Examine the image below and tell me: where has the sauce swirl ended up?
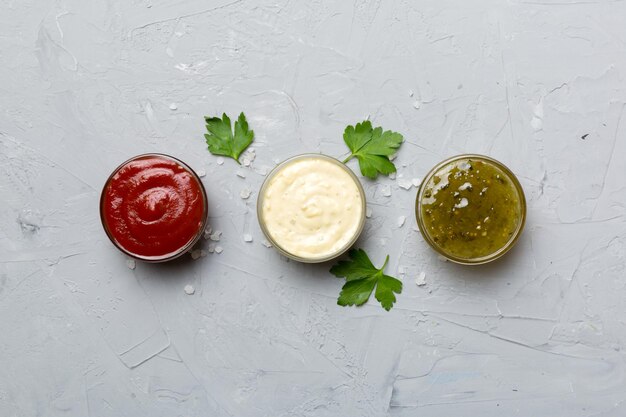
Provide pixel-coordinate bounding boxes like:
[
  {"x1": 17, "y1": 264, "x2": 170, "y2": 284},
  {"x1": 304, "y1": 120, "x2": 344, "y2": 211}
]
[
  {"x1": 101, "y1": 155, "x2": 206, "y2": 259},
  {"x1": 259, "y1": 155, "x2": 365, "y2": 261}
]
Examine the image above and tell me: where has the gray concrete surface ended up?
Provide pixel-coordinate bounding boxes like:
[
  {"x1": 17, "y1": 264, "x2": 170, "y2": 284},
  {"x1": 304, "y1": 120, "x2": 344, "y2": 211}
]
[{"x1": 2, "y1": 0, "x2": 626, "y2": 416}]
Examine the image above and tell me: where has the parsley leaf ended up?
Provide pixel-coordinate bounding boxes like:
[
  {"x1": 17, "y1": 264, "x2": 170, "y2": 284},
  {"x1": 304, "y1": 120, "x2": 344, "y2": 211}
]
[
  {"x1": 204, "y1": 112, "x2": 254, "y2": 164},
  {"x1": 330, "y1": 249, "x2": 403, "y2": 311},
  {"x1": 342, "y1": 120, "x2": 404, "y2": 179}
]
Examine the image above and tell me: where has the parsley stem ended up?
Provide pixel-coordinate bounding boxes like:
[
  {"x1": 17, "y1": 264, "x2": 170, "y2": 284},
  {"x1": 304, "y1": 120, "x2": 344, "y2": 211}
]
[
  {"x1": 382, "y1": 255, "x2": 389, "y2": 271},
  {"x1": 342, "y1": 154, "x2": 354, "y2": 164}
]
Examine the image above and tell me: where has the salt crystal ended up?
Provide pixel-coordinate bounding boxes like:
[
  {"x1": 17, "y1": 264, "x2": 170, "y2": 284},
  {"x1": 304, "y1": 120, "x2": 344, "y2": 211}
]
[
  {"x1": 197, "y1": 169, "x2": 206, "y2": 178},
  {"x1": 437, "y1": 255, "x2": 448, "y2": 262},
  {"x1": 210, "y1": 231, "x2": 222, "y2": 241},
  {"x1": 184, "y1": 284, "x2": 195, "y2": 295},
  {"x1": 389, "y1": 172, "x2": 396, "y2": 180},
  {"x1": 243, "y1": 234, "x2": 253, "y2": 242},
  {"x1": 208, "y1": 243, "x2": 216, "y2": 253},
  {"x1": 262, "y1": 240, "x2": 272, "y2": 248},
  {"x1": 217, "y1": 157, "x2": 224, "y2": 165},
  {"x1": 240, "y1": 188, "x2": 251, "y2": 199},
  {"x1": 203, "y1": 225, "x2": 212, "y2": 240},
  {"x1": 416, "y1": 271, "x2": 427, "y2": 286},
  {"x1": 242, "y1": 157, "x2": 251, "y2": 167},
  {"x1": 169, "y1": 103, "x2": 178, "y2": 110},
  {"x1": 382, "y1": 185, "x2": 392, "y2": 197},
  {"x1": 190, "y1": 249, "x2": 202, "y2": 260},
  {"x1": 398, "y1": 266, "x2": 406, "y2": 275},
  {"x1": 365, "y1": 206, "x2": 373, "y2": 218},
  {"x1": 215, "y1": 246, "x2": 223, "y2": 254},
  {"x1": 236, "y1": 170, "x2": 246, "y2": 178},
  {"x1": 408, "y1": 90, "x2": 414, "y2": 97},
  {"x1": 398, "y1": 179, "x2": 413, "y2": 190},
  {"x1": 397, "y1": 216, "x2": 406, "y2": 228},
  {"x1": 411, "y1": 178, "x2": 421, "y2": 187},
  {"x1": 126, "y1": 259, "x2": 136, "y2": 270},
  {"x1": 412, "y1": 100, "x2": 421, "y2": 109}
]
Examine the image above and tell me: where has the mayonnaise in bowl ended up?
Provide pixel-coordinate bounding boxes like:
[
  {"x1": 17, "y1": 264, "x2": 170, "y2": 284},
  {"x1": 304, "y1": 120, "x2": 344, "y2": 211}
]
[{"x1": 257, "y1": 154, "x2": 366, "y2": 262}]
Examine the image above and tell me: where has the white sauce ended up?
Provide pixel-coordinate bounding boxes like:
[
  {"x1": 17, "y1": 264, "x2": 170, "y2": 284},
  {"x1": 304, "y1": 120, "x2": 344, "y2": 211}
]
[{"x1": 261, "y1": 157, "x2": 363, "y2": 259}]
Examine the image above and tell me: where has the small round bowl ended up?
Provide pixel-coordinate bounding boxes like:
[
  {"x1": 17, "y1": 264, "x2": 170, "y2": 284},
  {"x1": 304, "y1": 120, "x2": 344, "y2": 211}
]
[
  {"x1": 415, "y1": 154, "x2": 526, "y2": 265},
  {"x1": 100, "y1": 153, "x2": 209, "y2": 263},
  {"x1": 257, "y1": 153, "x2": 366, "y2": 263}
]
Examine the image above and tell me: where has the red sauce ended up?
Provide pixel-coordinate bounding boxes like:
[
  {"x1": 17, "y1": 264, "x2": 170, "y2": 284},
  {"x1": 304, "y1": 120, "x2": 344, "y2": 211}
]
[{"x1": 101, "y1": 155, "x2": 206, "y2": 259}]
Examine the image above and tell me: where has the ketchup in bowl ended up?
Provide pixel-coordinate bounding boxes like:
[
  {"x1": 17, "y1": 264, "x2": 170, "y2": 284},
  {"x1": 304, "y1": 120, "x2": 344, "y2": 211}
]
[{"x1": 100, "y1": 154, "x2": 208, "y2": 262}]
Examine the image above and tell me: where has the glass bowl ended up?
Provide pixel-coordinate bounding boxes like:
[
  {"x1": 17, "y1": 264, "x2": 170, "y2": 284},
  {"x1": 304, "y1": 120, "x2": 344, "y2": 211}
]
[
  {"x1": 257, "y1": 153, "x2": 366, "y2": 263},
  {"x1": 415, "y1": 154, "x2": 526, "y2": 265},
  {"x1": 100, "y1": 153, "x2": 209, "y2": 263}
]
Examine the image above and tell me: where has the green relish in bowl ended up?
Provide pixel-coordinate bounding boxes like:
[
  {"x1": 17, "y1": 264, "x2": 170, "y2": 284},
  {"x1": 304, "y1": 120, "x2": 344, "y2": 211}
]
[{"x1": 416, "y1": 155, "x2": 526, "y2": 265}]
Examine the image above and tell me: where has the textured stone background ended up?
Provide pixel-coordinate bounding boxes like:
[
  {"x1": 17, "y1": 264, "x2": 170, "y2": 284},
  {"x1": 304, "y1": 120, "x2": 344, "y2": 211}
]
[{"x1": 2, "y1": 1, "x2": 626, "y2": 416}]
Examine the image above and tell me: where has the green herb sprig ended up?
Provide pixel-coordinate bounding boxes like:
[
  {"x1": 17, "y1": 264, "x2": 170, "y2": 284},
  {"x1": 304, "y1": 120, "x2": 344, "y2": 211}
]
[
  {"x1": 204, "y1": 112, "x2": 254, "y2": 164},
  {"x1": 330, "y1": 249, "x2": 403, "y2": 311},
  {"x1": 342, "y1": 120, "x2": 404, "y2": 179}
]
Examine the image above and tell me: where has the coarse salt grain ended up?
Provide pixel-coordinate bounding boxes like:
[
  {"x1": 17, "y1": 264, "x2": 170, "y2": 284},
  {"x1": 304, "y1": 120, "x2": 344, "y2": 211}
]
[{"x1": 397, "y1": 216, "x2": 406, "y2": 228}]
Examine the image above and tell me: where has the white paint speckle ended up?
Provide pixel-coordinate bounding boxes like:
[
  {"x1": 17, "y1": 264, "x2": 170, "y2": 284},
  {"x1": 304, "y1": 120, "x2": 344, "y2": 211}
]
[
  {"x1": 184, "y1": 284, "x2": 195, "y2": 295},
  {"x1": 531, "y1": 97, "x2": 544, "y2": 131},
  {"x1": 412, "y1": 100, "x2": 421, "y2": 109},
  {"x1": 240, "y1": 188, "x2": 251, "y2": 199}
]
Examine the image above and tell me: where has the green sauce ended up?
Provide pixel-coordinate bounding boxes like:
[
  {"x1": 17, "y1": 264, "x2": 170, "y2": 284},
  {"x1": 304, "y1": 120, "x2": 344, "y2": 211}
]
[{"x1": 418, "y1": 157, "x2": 523, "y2": 261}]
